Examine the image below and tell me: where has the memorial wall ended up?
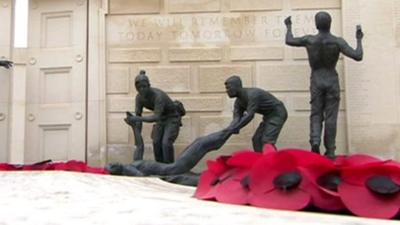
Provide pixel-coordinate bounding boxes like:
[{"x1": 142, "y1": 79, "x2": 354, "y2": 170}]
[
  {"x1": 105, "y1": 0, "x2": 347, "y2": 168},
  {"x1": 2, "y1": 0, "x2": 398, "y2": 167},
  {"x1": 343, "y1": 0, "x2": 400, "y2": 159}
]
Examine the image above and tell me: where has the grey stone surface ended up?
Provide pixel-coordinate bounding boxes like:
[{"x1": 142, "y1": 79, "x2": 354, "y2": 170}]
[{"x1": 0, "y1": 171, "x2": 396, "y2": 225}]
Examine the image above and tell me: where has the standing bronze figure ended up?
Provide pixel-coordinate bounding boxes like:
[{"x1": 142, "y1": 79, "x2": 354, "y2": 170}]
[
  {"x1": 284, "y1": 11, "x2": 363, "y2": 158},
  {"x1": 125, "y1": 70, "x2": 185, "y2": 163}
]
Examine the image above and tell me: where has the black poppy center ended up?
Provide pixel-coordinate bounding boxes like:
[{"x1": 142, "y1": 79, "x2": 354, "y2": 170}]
[
  {"x1": 273, "y1": 171, "x2": 302, "y2": 190},
  {"x1": 210, "y1": 177, "x2": 220, "y2": 186},
  {"x1": 210, "y1": 172, "x2": 233, "y2": 186},
  {"x1": 365, "y1": 175, "x2": 400, "y2": 195},
  {"x1": 240, "y1": 175, "x2": 250, "y2": 190},
  {"x1": 317, "y1": 171, "x2": 341, "y2": 192}
]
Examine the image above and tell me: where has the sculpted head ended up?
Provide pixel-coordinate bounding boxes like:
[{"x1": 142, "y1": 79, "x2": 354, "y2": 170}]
[
  {"x1": 225, "y1": 75, "x2": 243, "y2": 98},
  {"x1": 135, "y1": 70, "x2": 151, "y2": 96},
  {"x1": 315, "y1": 11, "x2": 331, "y2": 32}
]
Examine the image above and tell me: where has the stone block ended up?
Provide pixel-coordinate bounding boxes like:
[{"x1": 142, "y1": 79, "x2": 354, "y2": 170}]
[
  {"x1": 109, "y1": 0, "x2": 161, "y2": 14},
  {"x1": 230, "y1": 46, "x2": 284, "y2": 61},
  {"x1": 106, "y1": 144, "x2": 134, "y2": 164},
  {"x1": 137, "y1": 66, "x2": 191, "y2": 93},
  {"x1": 175, "y1": 116, "x2": 193, "y2": 144},
  {"x1": 107, "y1": 115, "x2": 130, "y2": 144},
  {"x1": 290, "y1": 0, "x2": 341, "y2": 10},
  {"x1": 198, "y1": 65, "x2": 252, "y2": 93},
  {"x1": 230, "y1": 0, "x2": 283, "y2": 12},
  {"x1": 175, "y1": 96, "x2": 224, "y2": 112},
  {"x1": 107, "y1": 65, "x2": 130, "y2": 94},
  {"x1": 257, "y1": 64, "x2": 310, "y2": 91},
  {"x1": 168, "y1": 47, "x2": 222, "y2": 62},
  {"x1": 168, "y1": 0, "x2": 221, "y2": 13},
  {"x1": 107, "y1": 96, "x2": 135, "y2": 113},
  {"x1": 109, "y1": 48, "x2": 161, "y2": 63}
]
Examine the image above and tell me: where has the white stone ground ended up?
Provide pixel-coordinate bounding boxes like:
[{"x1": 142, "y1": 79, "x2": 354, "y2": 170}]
[{"x1": 0, "y1": 171, "x2": 397, "y2": 225}]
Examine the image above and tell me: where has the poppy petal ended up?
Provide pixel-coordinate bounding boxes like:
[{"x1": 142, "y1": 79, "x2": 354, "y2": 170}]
[
  {"x1": 227, "y1": 151, "x2": 262, "y2": 168},
  {"x1": 342, "y1": 164, "x2": 400, "y2": 186},
  {"x1": 341, "y1": 154, "x2": 383, "y2": 167},
  {"x1": 52, "y1": 162, "x2": 68, "y2": 170},
  {"x1": 299, "y1": 164, "x2": 335, "y2": 183},
  {"x1": 249, "y1": 188, "x2": 311, "y2": 211},
  {"x1": 281, "y1": 149, "x2": 333, "y2": 167},
  {"x1": 333, "y1": 155, "x2": 347, "y2": 167},
  {"x1": 296, "y1": 168, "x2": 343, "y2": 211},
  {"x1": 65, "y1": 160, "x2": 87, "y2": 171},
  {"x1": 194, "y1": 171, "x2": 218, "y2": 200},
  {"x1": 268, "y1": 151, "x2": 298, "y2": 171},
  {"x1": 384, "y1": 161, "x2": 400, "y2": 184},
  {"x1": 0, "y1": 163, "x2": 18, "y2": 170},
  {"x1": 338, "y1": 182, "x2": 400, "y2": 219},
  {"x1": 303, "y1": 184, "x2": 345, "y2": 211},
  {"x1": 262, "y1": 144, "x2": 276, "y2": 154},
  {"x1": 207, "y1": 156, "x2": 230, "y2": 175},
  {"x1": 249, "y1": 156, "x2": 283, "y2": 194},
  {"x1": 215, "y1": 176, "x2": 249, "y2": 205}
]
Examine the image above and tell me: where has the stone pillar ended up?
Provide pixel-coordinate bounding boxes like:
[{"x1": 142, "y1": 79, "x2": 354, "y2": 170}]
[
  {"x1": 343, "y1": 0, "x2": 400, "y2": 159},
  {"x1": 87, "y1": 0, "x2": 108, "y2": 166},
  {"x1": 9, "y1": 48, "x2": 27, "y2": 163},
  {"x1": 0, "y1": 0, "x2": 13, "y2": 162}
]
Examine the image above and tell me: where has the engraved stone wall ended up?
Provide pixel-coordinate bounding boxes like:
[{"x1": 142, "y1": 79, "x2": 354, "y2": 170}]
[
  {"x1": 343, "y1": 0, "x2": 400, "y2": 159},
  {"x1": 106, "y1": 0, "x2": 345, "y2": 171}
]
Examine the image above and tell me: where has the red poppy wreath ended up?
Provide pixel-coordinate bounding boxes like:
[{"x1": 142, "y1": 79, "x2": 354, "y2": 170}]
[{"x1": 194, "y1": 144, "x2": 400, "y2": 220}]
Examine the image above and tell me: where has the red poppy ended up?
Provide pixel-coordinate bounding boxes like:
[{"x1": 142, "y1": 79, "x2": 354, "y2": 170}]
[
  {"x1": 213, "y1": 168, "x2": 250, "y2": 205},
  {"x1": 22, "y1": 160, "x2": 53, "y2": 170},
  {"x1": 194, "y1": 156, "x2": 231, "y2": 200},
  {"x1": 52, "y1": 160, "x2": 87, "y2": 172},
  {"x1": 338, "y1": 163, "x2": 400, "y2": 219},
  {"x1": 0, "y1": 163, "x2": 18, "y2": 170},
  {"x1": 0, "y1": 160, "x2": 108, "y2": 175},
  {"x1": 300, "y1": 162, "x2": 346, "y2": 211},
  {"x1": 248, "y1": 149, "x2": 320, "y2": 210},
  {"x1": 209, "y1": 150, "x2": 263, "y2": 205}
]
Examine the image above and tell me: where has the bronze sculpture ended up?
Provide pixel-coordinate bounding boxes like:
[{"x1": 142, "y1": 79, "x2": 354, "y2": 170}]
[
  {"x1": 284, "y1": 11, "x2": 363, "y2": 158},
  {"x1": 125, "y1": 70, "x2": 185, "y2": 163},
  {"x1": 107, "y1": 127, "x2": 236, "y2": 185},
  {"x1": 109, "y1": 75, "x2": 289, "y2": 185},
  {"x1": 225, "y1": 76, "x2": 287, "y2": 151}
]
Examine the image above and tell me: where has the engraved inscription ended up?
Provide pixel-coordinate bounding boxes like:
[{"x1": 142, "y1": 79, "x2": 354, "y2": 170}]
[{"x1": 108, "y1": 11, "x2": 342, "y2": 45}]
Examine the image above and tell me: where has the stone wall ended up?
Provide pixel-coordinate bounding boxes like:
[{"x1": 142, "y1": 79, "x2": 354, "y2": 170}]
[
  {"x1": 105, "y1": 0, "x2": 346, "y2": 170},
  {"x1": 343, "y1": 0, "x2": 400, "y2": 159}
]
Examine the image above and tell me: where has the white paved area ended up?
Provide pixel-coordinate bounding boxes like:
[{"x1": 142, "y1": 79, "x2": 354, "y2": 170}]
[{"x1": 0, "y1": 171, "x2": 397, "y2": 225}]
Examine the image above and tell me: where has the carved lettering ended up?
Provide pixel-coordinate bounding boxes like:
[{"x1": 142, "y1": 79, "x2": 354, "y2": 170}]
[{"x1": 109, "y1": 12, "x2": 339, "y2": 45}]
